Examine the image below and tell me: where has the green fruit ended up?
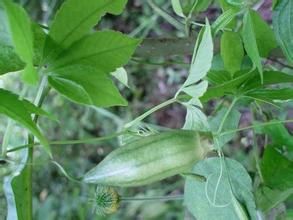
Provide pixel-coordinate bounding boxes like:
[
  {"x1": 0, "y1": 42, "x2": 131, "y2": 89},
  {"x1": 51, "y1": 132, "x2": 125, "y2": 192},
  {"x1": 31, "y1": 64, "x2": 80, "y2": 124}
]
[{"x1": 83, "y1": 130, "x2": 212, "y2": 187}]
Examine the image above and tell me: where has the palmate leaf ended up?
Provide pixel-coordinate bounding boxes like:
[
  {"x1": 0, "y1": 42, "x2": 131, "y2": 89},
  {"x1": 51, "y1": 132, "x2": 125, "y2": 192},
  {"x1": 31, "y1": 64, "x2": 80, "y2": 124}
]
[
  {"x1": 48, "y1": 65, "x2": 127, "y2": 107},
  {"x1": 44, "y1": 0, "x2": 127, "y2": 60},
  {"x1": 0, "y1": 88, "x2": 51, "y2": 156},
  {"x1": 2, "y1": 0, "x2": 37, "y2": 84}
]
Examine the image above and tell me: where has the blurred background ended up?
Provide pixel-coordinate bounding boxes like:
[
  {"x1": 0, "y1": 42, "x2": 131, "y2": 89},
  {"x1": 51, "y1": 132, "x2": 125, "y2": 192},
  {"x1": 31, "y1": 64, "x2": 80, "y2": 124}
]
[{"x1": 0, "y1": 0, "x2": 292, "y2": 219}]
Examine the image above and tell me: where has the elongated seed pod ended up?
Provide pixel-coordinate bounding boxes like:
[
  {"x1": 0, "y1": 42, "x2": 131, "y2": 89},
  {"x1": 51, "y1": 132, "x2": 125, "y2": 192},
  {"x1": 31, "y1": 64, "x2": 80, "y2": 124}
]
[{"x1": 83, "y1": 130, "x2": 212, "y2": 187}]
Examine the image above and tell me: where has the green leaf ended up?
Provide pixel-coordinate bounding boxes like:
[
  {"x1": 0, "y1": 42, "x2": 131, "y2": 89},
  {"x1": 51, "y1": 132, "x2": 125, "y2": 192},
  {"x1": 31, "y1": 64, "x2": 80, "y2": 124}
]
[
  {"x1": 0, "y1": 89, "x2": 50, "y2": 156},
  {"x1": 3, "y1": 0, "x2": 37, "y2": 84},
  {"x1": 183, "y1": 98, "x2": 210, "y2": 131},
  {"x1": 249, "y1": 10, "x2": 277, "y2": 57},
  {"x1": 221, "y1": 31, "x2": 244, "y2": 75},
  {"x1": 111, "y1": 67, "x2": 129, "y2": 88},
  {"x1": 225, "y1": 0, "x2": 245, "y2": 7},
  {"x1": 184, "y1": 158, "x2": 257, "y2": 220},
  {"x1": 44, "y1": 0, "x2": 127, "y2": 59},
  {"x1": 261, "y1": 147, "x2": 293, "y2": 190},
  {"x1": 0, "y1": 44, "x2": 25, "y2": 75},
  {"x1": 273, "y1": 0, "x2": 293, "y2": 63},
  {"x1": 202, "y1": 70, "x2": 254, "y2": 102},
  {"x1": 241, "y1": 70, "x2": 293, "y2": 91},
  {"x1": 4, "y1": 149, "x2": 31, "y2": 220},
  {"x1": 48, "y1": 65, "x2": 127, "y2": 107},
  {"x1": 256, "y1": 186, "x2": 293, "y2": 212},
  {"x1": 171, "y1": 0, "x2": 185, "y2": 18},
  {"x1": 31, "y1": 23, "x2": 46, "y2": 65},
  {"x1": 246, "y1": 88, "x2": 293, "y2": 101},
  {"x1": 182, "y1": 20, "x2": 213, "y2": 88},
  {"x1": 209, "y1": 106, "x2": 241, "y2": 149},
  {"x1": 258, "y1": 122, "x2": 293, "y2": 158},
  {"x1": 212, "y1": 9, "x2": 238, "y2": 34},
  {"x1": 48, "y1": 30, "x2": 141, "y2": 73},
  {"x1": 242, "y1": 10, "x2": 263, "y2": 82}
]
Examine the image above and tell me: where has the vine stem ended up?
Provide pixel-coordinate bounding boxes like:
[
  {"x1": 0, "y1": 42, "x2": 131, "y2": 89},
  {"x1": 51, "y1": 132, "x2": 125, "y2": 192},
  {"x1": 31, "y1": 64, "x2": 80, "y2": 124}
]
[
  {"x1": 26, "y1": 76, "x2": 50, "y2": 220},
  {"x1": 124, "y1": 97, "x2": 177, "y2": 128},
  {"x1": 7, "y1": 130, "x2": 129, "y2": 153},
  {"x1": 216, "y1": 97, "x2": 238, "y2": 135},
  {"x1": 219, "y1": 119, "x2": 293, "y2": 136},
  {"x1": 1, "y1": 119, "x2": 13, "y2": 156},
  {"x1": 121, "y1": 195, "x2": 184, "y2": 202}
]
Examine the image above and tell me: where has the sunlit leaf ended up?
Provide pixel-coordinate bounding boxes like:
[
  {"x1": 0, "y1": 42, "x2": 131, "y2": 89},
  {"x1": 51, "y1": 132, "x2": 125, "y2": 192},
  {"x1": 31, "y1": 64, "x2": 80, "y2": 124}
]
[{"x1": 48, "y1": 65, "x2": 127, "y2": 107}]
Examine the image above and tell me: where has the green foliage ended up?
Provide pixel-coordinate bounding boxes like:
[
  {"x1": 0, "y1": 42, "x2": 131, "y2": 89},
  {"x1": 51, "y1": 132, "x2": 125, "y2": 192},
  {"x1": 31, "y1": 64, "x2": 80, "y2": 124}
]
[
  {"x1": 3, "y1": 0, "x2": 37, "y2": 84},
  {"x1": 44, "y1": 0, "x2": 128, "y2": 59},
  {"x1": 242, "y1": 10, "x2": 263, "y2": 82},
  {"x1": 0, "y1": 89, "x2": 50, "y2": 155},
  {"x1": 273, "y1": 0, "x2": 293, "y2": 63},
  {"x1": 48, "y1": 65, "x2": 128, "y2": 107},
  {"x1": 184, "y1": 158, "x2": 257, "y2": 220},
  {"x1": 221, "y1": 31, "x2": 244, "y2": 75}
]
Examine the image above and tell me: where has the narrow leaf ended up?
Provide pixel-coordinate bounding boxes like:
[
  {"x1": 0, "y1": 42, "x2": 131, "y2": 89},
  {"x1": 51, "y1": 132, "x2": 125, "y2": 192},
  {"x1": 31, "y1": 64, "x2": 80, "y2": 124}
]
[
  {"x1": 242, "y1": 10, "x2": 263, "y2": 82},
  {"x1": 273, "y1": 0, "x2": 293, "y2": 63},
  {"x1": 182, "y1": 20, "x2": 213, "y2": 87},
  {"x1": 0, "y1": 89, "x2": 50, "y2": 156},
  {"x1": 221, "y1": 31, "x2": 244, "y2": 75}
]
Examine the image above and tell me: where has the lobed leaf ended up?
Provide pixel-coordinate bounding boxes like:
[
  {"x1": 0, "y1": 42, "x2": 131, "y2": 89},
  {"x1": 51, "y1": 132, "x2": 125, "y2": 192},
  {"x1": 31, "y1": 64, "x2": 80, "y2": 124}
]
[{"x1": 44, "y1": 0, "x2": 127, "y2": 59}]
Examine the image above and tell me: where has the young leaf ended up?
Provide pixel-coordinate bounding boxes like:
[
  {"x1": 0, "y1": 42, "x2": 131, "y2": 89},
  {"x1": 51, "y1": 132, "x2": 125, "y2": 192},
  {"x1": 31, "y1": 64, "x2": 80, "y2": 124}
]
[
  {"x1": 48, "y1": 65, "x2": 127, "y2": 107},
  {"x1": 273, "y1": 0, "x2": 293, "y2": 63},
  {"x1": 3, "y1": 0, "x2": 37, "y2": 84},
  {"x1": 184, "y1": 158, "x2": 257, "y2": 220},
  {"x1": 48, "y1": 30, "x2": 141, "y2": 74},
  {"x1": 0, "y1": 89, "x2": 50, "y2": 156},
  {"x1": 183, "y1": 98, "x2": 210, "y2": 131},
  {"x1": 111, "y1": 67, "x2": 129, "y2": 88},
  {"x1": 182, "y1": 20, "x2": 213, "y2": 88},
  {"x1": 212, "y1": 9, "x2": 237, "y2": 34},
  {"x1": 44, "y1": 0, "x2": 127, "y2": 59},
  {"x1": 171, "y1": 0, "x2": 185, "y2": 18},
  {"x1": 221, "y1": 31, "x2": 244, "y2": 75},
  {"x1": 242, "y1": 10, "x2": 263, "y2": 82},
  {"x1": 249, "y1": 10, "x2": 277, "y2": 58}
]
